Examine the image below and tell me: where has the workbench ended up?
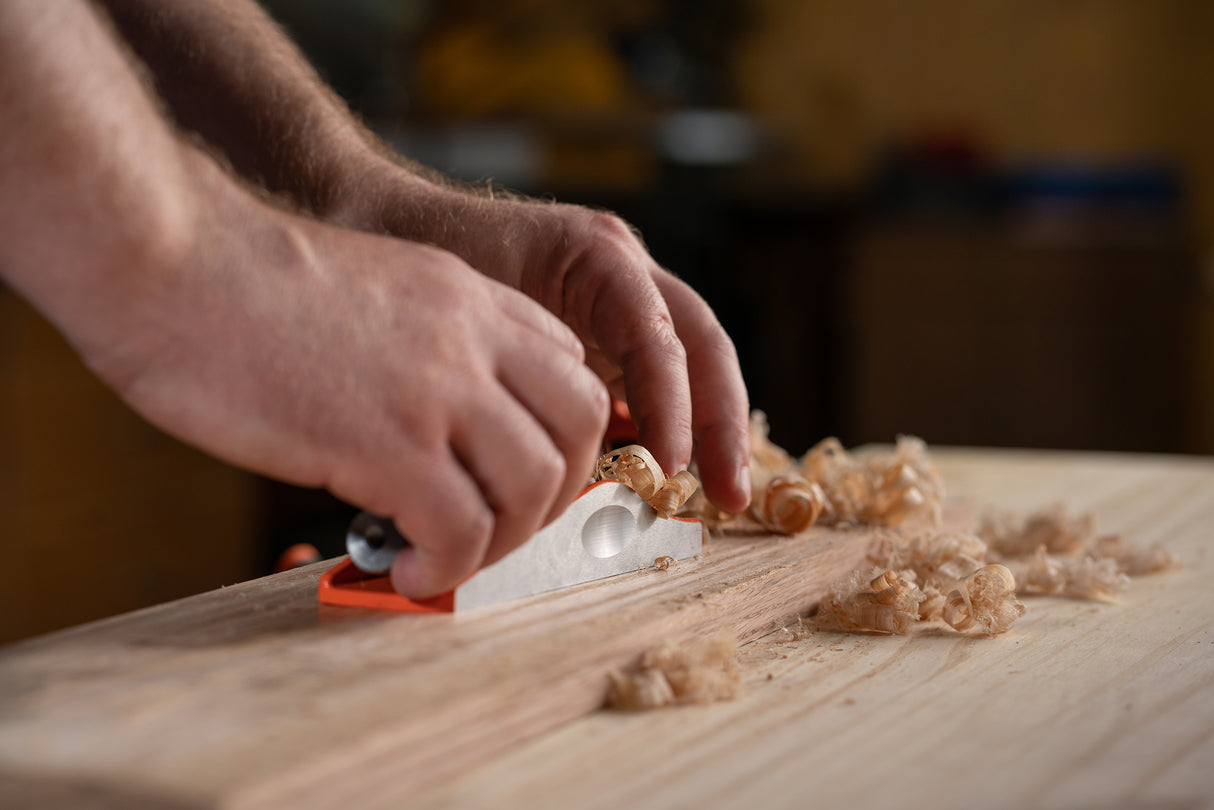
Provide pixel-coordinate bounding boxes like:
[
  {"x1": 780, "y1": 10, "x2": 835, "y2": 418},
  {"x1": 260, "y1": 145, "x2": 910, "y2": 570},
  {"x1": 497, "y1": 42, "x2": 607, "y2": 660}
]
[{"x1": 1, "y1": 448, "x2": 1211, "y2": 809}]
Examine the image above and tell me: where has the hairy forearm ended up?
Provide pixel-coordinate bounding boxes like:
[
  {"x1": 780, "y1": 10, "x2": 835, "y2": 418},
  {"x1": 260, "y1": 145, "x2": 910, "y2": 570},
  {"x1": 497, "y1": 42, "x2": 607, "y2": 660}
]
[{"x1": 94, "y1": 0, "x2": 440, "y2": 216}]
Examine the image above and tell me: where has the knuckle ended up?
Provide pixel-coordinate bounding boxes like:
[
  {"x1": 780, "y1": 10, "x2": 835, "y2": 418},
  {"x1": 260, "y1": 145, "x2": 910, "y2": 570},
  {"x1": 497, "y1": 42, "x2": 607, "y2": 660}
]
[
  {"x1": 582, "y1": 210, "x2": 636, "y2": 243},
  {"x1": 628, "y1": 311, "x2": 685, "y2": 364}
]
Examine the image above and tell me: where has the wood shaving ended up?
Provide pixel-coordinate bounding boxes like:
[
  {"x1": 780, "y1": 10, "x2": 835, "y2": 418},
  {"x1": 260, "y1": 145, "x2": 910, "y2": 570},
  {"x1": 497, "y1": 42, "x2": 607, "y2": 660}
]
[
  {"x1": 941, "y1": 564, "x2": 1026, "y2": 636},
  {"x1": 815, "y1": 568, "x2": 926, "y2": 635},
  {"x1": 1092, "y1": 534, "x2": 1179, "y2": 576},
  {"x1": 744, "y1": 413, "x2": 824, "y2": 534},
  {"x1": 596, "y1": 444, "x2": 699, "y2": 518},
  {"x1": 975, "y1": 504, "x2": 1175, "y2": 599},
  {"x1": 978, "y1": 504, "x2": 1093, "y2": 558},
  {"x1": 653, "y1": 555, "x2": 675, "y2": 571},
  {"x1": 749, "y1": 473, "x2": 825, "y2": 535},
  {"x1": 1006, "y1": 547, "x2": 1129, "y2": 602},
  {"x1": 694, "y1": 412, "x2": 944, "y2": 535},
  {"x1": 806, "y1": 433, "x2": 944, "y2": 529},
  {"x1": 606, "y1": 633, "x2": 740, "y2": 710},
  {"x1": 807, "y1": 477, "x2": 1174, "y2": 638},
  {"x1": 873, "y1": 530, "x2": 988, "y2": 594},
  {"x1": 625, "y1": 425, "x2": 1180, "y2": 677}
]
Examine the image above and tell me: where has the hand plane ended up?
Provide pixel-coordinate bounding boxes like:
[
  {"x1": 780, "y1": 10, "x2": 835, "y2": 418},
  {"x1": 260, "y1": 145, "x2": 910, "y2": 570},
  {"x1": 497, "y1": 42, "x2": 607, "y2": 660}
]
[{"x1": 318, "y1": 480, "x2": 702, "y2": 613}]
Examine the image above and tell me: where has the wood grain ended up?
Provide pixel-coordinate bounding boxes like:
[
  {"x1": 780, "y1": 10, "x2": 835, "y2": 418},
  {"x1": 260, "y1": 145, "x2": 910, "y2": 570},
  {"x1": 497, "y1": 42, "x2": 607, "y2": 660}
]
[
  {"x1": 4, "y1": 448, "x2": 1211, "y2": 810},
  {"x1": 415, "y1": 449, "x2": 1214, "y2": 810},
  {"x1": 0, "y1": 507, "x2": 886, "y2": 808}
]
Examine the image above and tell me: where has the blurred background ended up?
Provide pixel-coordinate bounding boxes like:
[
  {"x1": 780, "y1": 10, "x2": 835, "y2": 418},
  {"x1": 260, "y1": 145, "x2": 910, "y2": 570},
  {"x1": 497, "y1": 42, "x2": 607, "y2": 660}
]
[{"x1": 3, "y1": 0, "x2": 1212, "y2": 641}]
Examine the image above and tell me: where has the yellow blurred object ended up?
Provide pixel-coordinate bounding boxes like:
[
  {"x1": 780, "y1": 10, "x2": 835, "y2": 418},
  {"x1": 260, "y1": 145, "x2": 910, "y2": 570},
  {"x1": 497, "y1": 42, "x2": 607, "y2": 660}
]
[{"x1": 415, "y1": 23, "x2": 637, "y2": 120}]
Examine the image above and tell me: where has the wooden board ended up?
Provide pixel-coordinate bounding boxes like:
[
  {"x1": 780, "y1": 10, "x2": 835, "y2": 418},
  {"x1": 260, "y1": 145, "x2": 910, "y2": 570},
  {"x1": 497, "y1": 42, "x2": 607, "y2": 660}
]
[
  {"x1": 413, "y1": 448, "x2": 1214, "y2": 810},
  {"x1": 0, "y1": 511, "x2": 888, "y2": 808},
  {"x1": 4, "y1": 448, "x2": 1212, "y2": 810}
]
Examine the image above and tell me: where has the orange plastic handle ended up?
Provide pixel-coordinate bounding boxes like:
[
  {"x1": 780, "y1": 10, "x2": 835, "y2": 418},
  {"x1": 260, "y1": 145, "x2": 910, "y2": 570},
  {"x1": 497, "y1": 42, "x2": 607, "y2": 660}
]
[{"x1": 317, "y1": 558, "x2": 455, "y2": 613}]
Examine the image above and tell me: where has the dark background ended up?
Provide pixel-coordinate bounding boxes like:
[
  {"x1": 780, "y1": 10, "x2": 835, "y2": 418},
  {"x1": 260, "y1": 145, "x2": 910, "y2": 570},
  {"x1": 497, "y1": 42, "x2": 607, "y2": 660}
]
[{"x1": 4, "y1": 0, "x2": 1212, "y2": 641}]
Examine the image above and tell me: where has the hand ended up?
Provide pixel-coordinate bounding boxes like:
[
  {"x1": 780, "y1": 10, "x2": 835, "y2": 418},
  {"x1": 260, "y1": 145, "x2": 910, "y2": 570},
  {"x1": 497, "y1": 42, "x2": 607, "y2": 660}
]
[
  {"x1": 333, "y1": 167, "x2": 752, "y2": 514},
  {"x1": 77, "y1": 158, "x2": 609, "y2": 599}
]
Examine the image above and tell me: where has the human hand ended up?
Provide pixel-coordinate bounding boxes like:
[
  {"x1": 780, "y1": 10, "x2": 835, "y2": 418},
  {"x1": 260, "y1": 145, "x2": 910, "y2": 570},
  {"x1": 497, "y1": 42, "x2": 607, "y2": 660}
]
[
  {"x1": 332, "y1": 170, "x2": 751, "y2": 514},
  {"x1": 74, "y1": 161, "x2": 609, "y2": 599}
]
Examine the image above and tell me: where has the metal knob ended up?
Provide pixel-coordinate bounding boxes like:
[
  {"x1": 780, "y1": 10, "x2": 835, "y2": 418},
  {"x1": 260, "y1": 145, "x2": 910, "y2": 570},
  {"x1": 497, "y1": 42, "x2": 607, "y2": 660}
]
[{"x1": 346, "y1": 512, "x2": 407, "y2": 574}]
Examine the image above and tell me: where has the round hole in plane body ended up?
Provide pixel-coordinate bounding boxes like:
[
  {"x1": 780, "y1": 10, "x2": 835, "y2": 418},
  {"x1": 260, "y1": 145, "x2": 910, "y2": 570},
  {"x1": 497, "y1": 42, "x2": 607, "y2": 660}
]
[{"x1": 581, "y1": 505, "x2": 637, "y2": 558}]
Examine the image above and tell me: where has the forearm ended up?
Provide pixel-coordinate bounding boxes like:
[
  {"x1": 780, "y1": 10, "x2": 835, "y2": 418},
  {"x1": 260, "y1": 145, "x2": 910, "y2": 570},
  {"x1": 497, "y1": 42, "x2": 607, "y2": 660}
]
[
  {"x1": 94, "y1": 0, "x2": 435, "y2": 216},
  {"x1": 0, "y1": 0, "x2": 198, "y2": 368},
  {"x1": 91, "y1": 0, "x2": 553, "y2": 265}
]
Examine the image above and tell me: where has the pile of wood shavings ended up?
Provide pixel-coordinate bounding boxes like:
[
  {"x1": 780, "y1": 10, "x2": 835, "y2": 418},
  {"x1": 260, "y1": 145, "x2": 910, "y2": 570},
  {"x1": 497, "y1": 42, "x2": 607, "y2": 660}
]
[
  {"x1": 606, "y1": 633, "x2": 741, "y2": 710},
  {"x1": 684, "y1": 412, "x2": 944, "y2": 535},
  {"x1": 817, "y1": 495, "x2": 1176, "y2": 638},
  {"x1": 729, "y1": 416, "x2": 1173, "y2": 638},
  {"x1": 977, "y1": 506, "x2": 1177, "y2": 601},
  {"x1": 597, "y1": 427, "x2": 1178, "y2": 711}
]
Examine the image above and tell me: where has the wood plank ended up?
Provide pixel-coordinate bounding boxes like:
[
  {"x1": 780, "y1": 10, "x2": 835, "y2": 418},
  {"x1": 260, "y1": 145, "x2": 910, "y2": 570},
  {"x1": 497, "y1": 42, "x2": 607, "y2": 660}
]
[
  {"x1": 410, "y1": 449, "x2": 1214, "y2": 810},
  {"x1": 0, "y1": 512, "x2": 889, "y2": 808}
]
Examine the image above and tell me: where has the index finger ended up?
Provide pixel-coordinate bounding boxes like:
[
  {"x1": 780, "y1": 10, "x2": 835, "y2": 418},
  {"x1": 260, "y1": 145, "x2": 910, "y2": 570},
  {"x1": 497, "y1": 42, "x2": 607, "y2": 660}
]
[{"x1": 563, "y1": 242, "x2": 693, "y2": 476}]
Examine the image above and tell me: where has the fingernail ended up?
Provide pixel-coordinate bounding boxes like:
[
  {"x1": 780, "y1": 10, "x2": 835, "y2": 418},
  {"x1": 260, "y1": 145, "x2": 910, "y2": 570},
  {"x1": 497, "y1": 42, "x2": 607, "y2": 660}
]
[{"x1": 736, "y1": 464, "x2": 751, "y2": 508}]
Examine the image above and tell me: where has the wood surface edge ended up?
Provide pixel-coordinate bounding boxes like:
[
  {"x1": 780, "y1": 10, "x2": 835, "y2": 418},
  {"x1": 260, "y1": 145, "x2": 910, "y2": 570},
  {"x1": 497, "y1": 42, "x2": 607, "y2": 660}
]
[
  {"x1": 229, "y1": 529, "x2": 885, "y2": 809},
  {"x1": 0, "y1": 523, "x2": 901, "y2": 809}
]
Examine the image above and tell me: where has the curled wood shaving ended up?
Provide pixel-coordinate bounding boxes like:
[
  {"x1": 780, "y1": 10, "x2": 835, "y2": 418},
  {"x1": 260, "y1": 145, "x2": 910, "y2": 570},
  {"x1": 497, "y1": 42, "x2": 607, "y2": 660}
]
[
  {"x1": 816, "y1": 568, "x2": 926, "y2": 635},
  {"x1": 941, "y1": 564, "x2": 1026, "y2": 636},
  {"x1": 653, "y1": 555, "x2": 675, "y2": 571},
  {"x1": 745, "y1": 413, "x2": 824, "y2": 534},
  {"x1": 596, "y1": 444, "x2": 699, "y2": 518},
  {"x1": 606, "y1": 634, "x2": 740, "y2": 710},
  {"x1": 750, "y1": 473, "x2": 825, "y2": 535}
]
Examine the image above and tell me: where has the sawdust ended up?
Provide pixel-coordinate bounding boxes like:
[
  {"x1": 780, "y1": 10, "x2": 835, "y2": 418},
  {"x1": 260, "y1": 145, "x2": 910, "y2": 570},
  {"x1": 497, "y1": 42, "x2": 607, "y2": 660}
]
[
  {"x1": 606, "y1": 633, "x2": 740, "y2": 711},
  {"x1": 772, "y1": 617, "x2": 811, "y2": 644}
]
